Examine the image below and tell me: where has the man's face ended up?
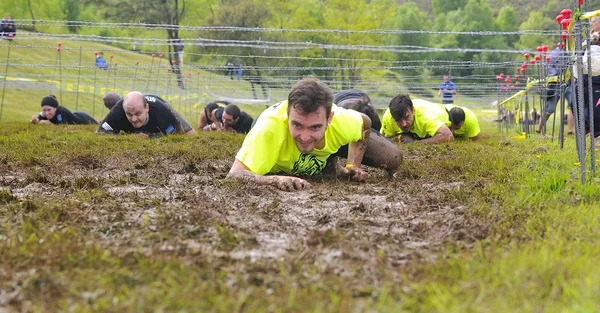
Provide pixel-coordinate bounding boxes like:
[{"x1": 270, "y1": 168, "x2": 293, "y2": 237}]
[
  {"x1": 288, "y1": 105, "x2": 331, "y2": 153},
  {"x1": 395, "y1": 109, "x2": 415, "y2": 132},
  {"x1": 222, "y1": 112, "x2": 238, "y2": 127},
  {"x1": 42, "y1": 106, "x2": 57, "y2": 120},
  {"x1": 592, "y1": 18, "x2": 600, "y2": 33},
  {"x1": 450, "y1": 121, "x2": 463, "y2": 132},
  {"x1": 124, "y1": 101, "x2": 149, "y2": 128},
  {"x1": 443, "y1": 76, "x2": 450, "y2": 83}
]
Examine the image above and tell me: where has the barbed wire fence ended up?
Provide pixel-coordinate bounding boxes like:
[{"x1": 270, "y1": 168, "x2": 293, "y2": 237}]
[{"x1": 0, "y1": 20, "x2": 557, "y2": 116}]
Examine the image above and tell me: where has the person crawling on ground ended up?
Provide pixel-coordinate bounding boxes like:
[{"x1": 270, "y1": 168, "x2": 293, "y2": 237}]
[
  {"x1": 210, "y1": 104, "x2": 254, "y2": 134},
  {"x1": 96, "y1": 91, "x2": 196, "y2": 137},
  {"x1": 334, "y1": 89, "x2": 382, "y2": 132},
  {"x1": 198, "y1": 100, "x2": 230, "y2": 130},
  {"x1": 443, "y1": 104, "x2": 481, "y2": 141},
  {"x1": 227, "y1": 78, "x2": 402, "y2": 191},
  {"x1": 30, "y1": 95, "x2": 97, "y2": 125},
  {"x1": 380, "y1": 94, "x2": 454, "y2": 144}
]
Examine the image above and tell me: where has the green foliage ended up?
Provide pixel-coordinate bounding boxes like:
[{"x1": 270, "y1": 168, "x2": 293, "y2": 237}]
[
  {"x1": 496, "y1": 6, "x2": 519, "y2": 47},
  {"x1": 61, "y1": 0, "x2": 82, "y2": 33},
  {"x1": 516, "y1": 11, "x2": 556, "y2": 50},
  {"x1": 391, "y1": 2, "x2": 431, "y2": 76},
  {"x1": 431, "y1": 0, "x2": 468, "y2": 17}
]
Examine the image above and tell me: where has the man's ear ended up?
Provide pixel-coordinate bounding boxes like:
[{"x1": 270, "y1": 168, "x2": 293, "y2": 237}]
[{"x1": 327, "y1": 111, "x2": 335, "y2": 125}]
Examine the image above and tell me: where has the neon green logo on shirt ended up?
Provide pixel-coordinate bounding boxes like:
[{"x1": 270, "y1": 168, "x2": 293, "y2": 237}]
[{"x1": 291, "y1": 153, "x2": 326, "y2": 176}]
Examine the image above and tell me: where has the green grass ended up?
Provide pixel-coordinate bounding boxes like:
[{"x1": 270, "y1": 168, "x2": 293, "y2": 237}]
[
  {"x1": 1, "y1": 107, "x2": 600, "y2": 312},
  {"x1": 2, "y1": 30, "x2": 599, "y2": 313}
]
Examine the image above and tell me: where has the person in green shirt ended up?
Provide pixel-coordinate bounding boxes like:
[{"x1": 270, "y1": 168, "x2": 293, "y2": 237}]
[
  {"x1": 227, "y1": 78, "x2": 402, "y2": 191},
  {"x1": 380, "y1": 95, "x2": 454, "y2": 144},
  {"x1": 444, "y1": 104, "x2": 481, "y2": 141}
]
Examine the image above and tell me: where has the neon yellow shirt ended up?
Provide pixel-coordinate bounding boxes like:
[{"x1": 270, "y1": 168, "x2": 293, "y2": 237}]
[
  {"x1": 236, "y1": 100, "x2": 364, "y2": 176},
  {"x1": 380, "y1": 98, "x2": 451, "y2": 139},
  {"x1": 444, "y1": 104, "x2": 480, "y2": 138}
]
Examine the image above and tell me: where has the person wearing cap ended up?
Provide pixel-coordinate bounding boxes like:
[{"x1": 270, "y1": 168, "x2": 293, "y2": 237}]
[
  {"x1": 227, "y1": 78, "x2": 403, "y2": 191},
  {"x1": 380, "y1": 94, "x2": 453, "y2": 144},
  {"x1": 30, "y1": 95, "x2": 97, "y2": 125},
  {"x1": 96, "y1": 91, "x2": 196, "y2": 137}
]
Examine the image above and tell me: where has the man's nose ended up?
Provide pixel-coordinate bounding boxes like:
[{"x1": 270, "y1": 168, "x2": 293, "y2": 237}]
[{"x1": 299, "y1": 131, "x2": 311, "y2": 141}]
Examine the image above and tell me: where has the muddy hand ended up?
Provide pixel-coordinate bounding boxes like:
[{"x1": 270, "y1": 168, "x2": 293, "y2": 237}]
[
  {"x1": 340, "y1": 166, "x2": 367, "y2": 182},
  {"x1": 273, "y1": 176, "x2": 310, "y2": 191}
]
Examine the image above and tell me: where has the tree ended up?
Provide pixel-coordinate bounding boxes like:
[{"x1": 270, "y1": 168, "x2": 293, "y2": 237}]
[
  {"x1": 62, "y1": 0, "x2": 81, "y2": 33},
  {"x1": 199, "y1": 0, "x2": 273, "y2": 97},
  {"x1": 496, "y1": 6, "x2": 519, "y2": 48},
  {"x1": 446, "y1": 0, "x2": 502, "y2": 77},
  {"x1": 515, "y1": 11, "x2": 555, "y2": 51},
  {"x1": 84, "y1": 0, "x2": 187, "y2": 88},
  {"x1": 391, "y1": 2, "x2": 431, "y2": 76},
  {"x1": 430, "y1": 0, "x2": 467, "y2": 16}
]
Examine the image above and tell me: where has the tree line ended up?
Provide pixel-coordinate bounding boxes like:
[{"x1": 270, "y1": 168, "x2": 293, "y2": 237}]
[{"x1": 0, "y1": 0, "x2": 585, "y2": 89}]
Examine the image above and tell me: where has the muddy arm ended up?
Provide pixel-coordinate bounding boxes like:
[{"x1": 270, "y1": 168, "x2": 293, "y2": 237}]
[
  {"x1": 227, "y1": 159, "x2": 310, "y2": 191},
  {"x1": 340, "y1": 114, "x2": 371, "y2": 182}
]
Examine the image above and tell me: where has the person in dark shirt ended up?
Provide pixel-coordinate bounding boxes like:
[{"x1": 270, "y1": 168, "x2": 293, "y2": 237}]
[
  {"x1": 96, "y1": 91, "x2": 196, "y2": 137},
  {"x1": 198, "y1": 100, "x2": 230, "y2": 130},
  {"x1": 30, "y1": 95, "x2": 97, "y2": 125},
  {"x1": 212, "y1": 104, "x2": 253, "y2": 134},
  {"x1": 0, "y1": 15, "x2": 16, "y2": 39},
  {"x1": 103, "y1": 92, "x2": 121, "y2": 110}
]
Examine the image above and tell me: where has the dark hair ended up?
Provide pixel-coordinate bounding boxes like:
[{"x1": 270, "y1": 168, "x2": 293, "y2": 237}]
[
  {"x1": 288, "y1": 78, "x2": 333, "y2": 117},
  {"x1": 204, "y1": 100, "x2": 230, "y2": 114},
  {"x1": 41, "y1": 95, "x2": 59, "y2": 108},
  {"x1": 334, "y1": 89, "x2": 372, "y2": 108},
  {"x1": 339, "y1": 95, "x2": 382, "y2": 131},
  {"x1": 448, "y1": 107, "x2": 465, "y2": 126},
  {"x1": 224, "y1": 104, "x2": 241, "y2": 119},
  {"x1": 389, "y1": 94, "x2": 413, "y2": 121},
  {"x1": 102, "y1": 92, "x2": 122, "y2": 110}
]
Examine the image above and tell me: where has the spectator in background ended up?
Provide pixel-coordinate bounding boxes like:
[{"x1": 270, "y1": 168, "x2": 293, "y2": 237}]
[
  {"x1": 438, "y1": 75, "x2": 457, "y2": 104},
  {"x1": 536, "y1": 45, "x2": 570, "y2": 134},
  {"x1": 174, "y1": 38, "x2": 184, "y2": 66},
  {"x1": 225, "y1": 62, "x2": 235, "y2": 80},
  {"x1": 96, "y1": 52, "x2": 109, "y2": 70},
  {"x1": 31, "y1": 95, "x2": 97, "y2": 125},
  {"x1": 237, "y1": 64, "x2": 243, "y2": 81},
  {"x1": 0, "y1": 14, "x2": 16, "y2": 39}
]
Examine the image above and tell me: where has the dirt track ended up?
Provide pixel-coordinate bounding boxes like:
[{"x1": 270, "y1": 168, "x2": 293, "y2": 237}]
[{"x1": 0, "y1": 151, "x2": 489, "y2": 296}]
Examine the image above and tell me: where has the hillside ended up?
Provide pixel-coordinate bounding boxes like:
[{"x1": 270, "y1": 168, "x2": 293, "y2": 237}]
[{"x1": 397, "y1": 0, "x2": 600, "y2": 23}]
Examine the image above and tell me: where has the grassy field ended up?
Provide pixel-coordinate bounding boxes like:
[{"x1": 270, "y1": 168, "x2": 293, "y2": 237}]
[
  {"x1": 1, "y1": 103, "x2": 600, "y2": 312},
  {"x1": 3, "y1": 32, "x2": 600, "y2": 313}
]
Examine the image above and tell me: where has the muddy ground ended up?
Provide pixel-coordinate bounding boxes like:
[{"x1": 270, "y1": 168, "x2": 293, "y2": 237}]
[{"x1": 0, "y1": 150, "x2": 490, "y2": 306}]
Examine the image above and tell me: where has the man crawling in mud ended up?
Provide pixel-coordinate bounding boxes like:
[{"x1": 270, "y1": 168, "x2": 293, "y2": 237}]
[
  {"x1": 96, "y1": 91, "x2": 196, "y2": 137},
  {"x1": 227, "y1": 78, "x2": 402, "y2": 191}
]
